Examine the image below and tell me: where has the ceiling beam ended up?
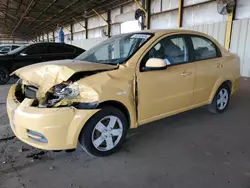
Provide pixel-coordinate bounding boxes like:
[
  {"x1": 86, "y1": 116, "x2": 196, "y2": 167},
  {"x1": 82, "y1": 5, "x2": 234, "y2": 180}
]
[
  {"x1": 31, "y1": 0, "x2": 80, "y2": 31},
  {"x1": 25, "y1": 0, "x2": 58, "y2": 28},
  {"x1": 8, "y1": 0, "x2": 36, "y2": 38}
]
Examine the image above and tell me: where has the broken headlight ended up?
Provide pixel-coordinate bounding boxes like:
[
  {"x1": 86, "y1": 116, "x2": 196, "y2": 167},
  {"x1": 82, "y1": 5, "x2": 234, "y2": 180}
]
[
  {"x1": 54, "y1": 83, "x2": 80, "y2": 99},
  {"x1": 45, "y1": 83, "x2": 80, "y2": 107}
]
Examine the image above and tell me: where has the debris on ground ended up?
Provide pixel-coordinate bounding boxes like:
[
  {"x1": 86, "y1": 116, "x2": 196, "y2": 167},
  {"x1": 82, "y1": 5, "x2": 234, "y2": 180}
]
[
  {"x1": 2, "y1": 161, "x2": 6, "y2": 164},
  {"x1": 0, "y1": 136, "x2": 16, "y2": 142},
  {"x1": 26, "y1": 151, "x2": 46, "y2": 160},
  {"x1": 19, "y1": 147, "x2": 30, "y2": 153},
  {"x1": 49, "y1": 166, "x2": 54, "y2": 170}
]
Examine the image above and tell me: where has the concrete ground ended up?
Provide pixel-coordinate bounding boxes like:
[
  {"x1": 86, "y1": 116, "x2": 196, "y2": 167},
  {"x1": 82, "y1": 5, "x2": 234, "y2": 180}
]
[{"x1": 0, "y1": 78, "x2": 250, "y2": 188}]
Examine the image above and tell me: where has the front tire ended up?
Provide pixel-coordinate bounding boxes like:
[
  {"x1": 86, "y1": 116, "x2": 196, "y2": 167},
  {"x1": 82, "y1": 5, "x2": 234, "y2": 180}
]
[
  {"x1": 208, "y1": 84, "x2": 230, "y2": 113},
  {"x1": 79, "y1": 106, "x2": 128, "y2": 157},
  {"x1": 0, "y1": 66, "x2": 9, "y2": 85}
]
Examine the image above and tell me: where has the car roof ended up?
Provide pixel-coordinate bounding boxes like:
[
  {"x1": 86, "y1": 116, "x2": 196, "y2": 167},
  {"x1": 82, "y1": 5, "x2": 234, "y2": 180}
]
[
  {"x1": 33, "y1": 42, "x2": 74, "y2": 46},
  {"x1": 30, "y1": 42, "x2": 81, "y2": 48},
  {"x1": 0, "y1": 44, "x2": 21, "y2": 46},
  {"x1": 127, "y1": 29, "x2": 209, "y2": 36}
]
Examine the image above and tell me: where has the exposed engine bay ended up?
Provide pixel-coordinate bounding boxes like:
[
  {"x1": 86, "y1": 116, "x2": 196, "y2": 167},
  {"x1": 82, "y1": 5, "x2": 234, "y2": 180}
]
[{"x1": 14, "y1": 70, "x2": 105, "y2": 109}]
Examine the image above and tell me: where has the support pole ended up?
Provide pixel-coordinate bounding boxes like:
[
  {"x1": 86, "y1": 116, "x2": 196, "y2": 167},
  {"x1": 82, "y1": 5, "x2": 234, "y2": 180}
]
[
  {"x1": 134, "y1": 0, "x2": 149, "y2": 29},
  {"x1": 146, "y1": 0, "x2": 151, "y2": 29},
  {"x1": 73, "y1": 18, "x2": 86, "y2": 30},
  {"x1": 52, "y1": 30, "x2": 55, "y2": 42},
  {"x1": 70, "y1": 24, "x2": 73, "y2": 41},
  {"x1": 178, "y1": 0, "x2": 183, "y2": 28},
  {"x1": 85, "y1": 19, "x2": 88, "y2": 39},
  {"x1": 225, "y1": 12, "x2": 234, "y2": 51},
  {"x1": 92, "y1": 9, "x2": 110, "y2": 37},
  {"x1": 225, "y1": 1, "x2": 237, "y2": 51}
]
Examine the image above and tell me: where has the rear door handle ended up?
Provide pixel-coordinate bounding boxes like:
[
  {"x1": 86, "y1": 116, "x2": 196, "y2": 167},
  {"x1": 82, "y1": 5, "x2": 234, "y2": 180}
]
[
  {"x1": 181, "y1": 71, "x2": 192, "y2": 76},
  {"x1": 217, "y1": 64, "x2": 224, "y2": 68}
]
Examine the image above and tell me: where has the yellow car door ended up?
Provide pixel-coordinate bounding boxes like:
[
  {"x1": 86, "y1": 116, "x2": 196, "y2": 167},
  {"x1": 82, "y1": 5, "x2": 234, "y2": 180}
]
[
  {"x1": 189, "y1": 35, "x2": 224, "y2": 105},
  {"x1": 136, "y1": 35, "x2": 195, "y2": 125}
]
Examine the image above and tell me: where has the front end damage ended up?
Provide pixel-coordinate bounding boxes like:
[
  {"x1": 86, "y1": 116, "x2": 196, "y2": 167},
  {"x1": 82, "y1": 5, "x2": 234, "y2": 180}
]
[
  {"x1": 12, "y1": 61, "x2": 118, "y2": 109},
  {"x1": 15, "y1": 75, "x2": 100, "y2": 109},
  {"x1": 7, "y1": 61, "x2": 120, "y2": 150}
]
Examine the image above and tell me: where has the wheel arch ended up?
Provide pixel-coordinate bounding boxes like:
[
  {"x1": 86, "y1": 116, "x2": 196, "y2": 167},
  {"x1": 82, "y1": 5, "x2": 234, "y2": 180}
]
[
  {"x1": 76, "y1": 100, "x2": 134, "y2": 145},
  {"x1": 97, "y1": 100, "x2": 132, "y2": 129},
  {"x1": 208, "y1": 78, "x2": 233, "y2": 103}
]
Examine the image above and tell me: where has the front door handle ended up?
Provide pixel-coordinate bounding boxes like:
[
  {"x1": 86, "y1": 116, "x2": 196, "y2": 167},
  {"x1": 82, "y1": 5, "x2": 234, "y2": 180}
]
[{"x1": 181, "y1": 71, "x2": 192, "y2": 77}]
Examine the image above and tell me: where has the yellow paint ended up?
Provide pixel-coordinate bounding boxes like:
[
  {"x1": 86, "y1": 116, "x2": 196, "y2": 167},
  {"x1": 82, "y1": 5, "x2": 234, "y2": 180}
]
[
  {"x1": 225, "y1": 12, "x2": 234, "y2": 51},
  {"x1": 178, "y1": 0, "x2": 183, "y2": 28},
  {"x1": 7, "y1": 29, "x2": 240, "y2": 151},
  {"x1": 134, "y1": 0, "x2": 149, "y2": 29}
]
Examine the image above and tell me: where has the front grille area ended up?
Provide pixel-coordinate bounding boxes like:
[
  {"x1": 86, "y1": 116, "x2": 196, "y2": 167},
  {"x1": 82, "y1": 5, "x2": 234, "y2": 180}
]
[
  {"x1": 15, "y1": 81, "x2": 38, "y2": 104},
  {"x1": 24, "y1": 86, "x2": 37, "y2": 99}
]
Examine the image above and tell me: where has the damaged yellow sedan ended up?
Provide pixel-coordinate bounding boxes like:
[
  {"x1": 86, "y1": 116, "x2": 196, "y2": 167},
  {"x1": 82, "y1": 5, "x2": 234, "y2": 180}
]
[{"x1": 7, "y1": 29, "x2": 240, "y2": 156}]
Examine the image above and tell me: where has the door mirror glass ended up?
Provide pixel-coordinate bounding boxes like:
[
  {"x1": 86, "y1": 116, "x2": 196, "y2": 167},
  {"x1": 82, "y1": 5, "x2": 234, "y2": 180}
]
[{"x1": 143, "y1": 58, "x2": 167, "y2": 71}]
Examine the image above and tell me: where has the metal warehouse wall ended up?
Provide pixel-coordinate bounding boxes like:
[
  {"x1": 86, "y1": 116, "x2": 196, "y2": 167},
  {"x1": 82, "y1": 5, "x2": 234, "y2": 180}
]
[
  {"x1": 231, "y1": 19, "x2": 250, "y2": 77},
  {"x1": 37, "y1": 0, "x2": 250, "y2": 76},
  {"x1": 183, "y1": 22, "x2": 227, "y2": 46}
]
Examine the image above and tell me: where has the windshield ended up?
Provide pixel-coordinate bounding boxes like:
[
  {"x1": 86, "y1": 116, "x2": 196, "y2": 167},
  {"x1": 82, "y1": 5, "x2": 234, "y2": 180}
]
[
  {"x1": 7, "y1": 45, "x2": 27, "y2": 55},
  {"x1": 76, "y1": 33, "x2": 153, "y2": 65}
]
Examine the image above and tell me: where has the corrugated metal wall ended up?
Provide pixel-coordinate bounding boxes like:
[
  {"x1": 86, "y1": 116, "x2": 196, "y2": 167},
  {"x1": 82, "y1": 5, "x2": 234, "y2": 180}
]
[
  {"x1": 230, "y1": 19, "x2": 250, "y2": 77},
  {"x1": 184, "y1": 22, "x2": 227, "y2": 46}
]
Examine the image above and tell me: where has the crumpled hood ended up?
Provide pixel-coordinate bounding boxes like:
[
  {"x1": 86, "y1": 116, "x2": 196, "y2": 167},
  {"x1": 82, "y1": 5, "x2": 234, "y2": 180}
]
[{"x1": 12, "y1": 59, "x2": 117, "y2": 95}]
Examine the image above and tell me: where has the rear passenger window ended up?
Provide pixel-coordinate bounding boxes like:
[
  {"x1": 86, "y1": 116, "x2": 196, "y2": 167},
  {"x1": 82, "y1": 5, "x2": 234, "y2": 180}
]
[
  {"x1": 48, "y1": 45, "x2": 74, "y2": 54},
  {"x1": 24, "y1": 45, "x2": 47, "y2": 55},
  {"x1": 191, "y1": 36, "x2": 220, "y2": 61}
]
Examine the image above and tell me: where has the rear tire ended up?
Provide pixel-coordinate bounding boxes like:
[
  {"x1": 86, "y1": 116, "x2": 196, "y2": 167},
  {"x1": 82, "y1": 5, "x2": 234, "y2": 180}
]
[
  {"x1": 79, "y1": 106, "x2": 128, "y2": 157},
  {"x1": 0, "y1": 66, "x2": 9, "y2": 85},
  {"x1": 208, "y1": 84, "x2": 230, "y2": 113}
]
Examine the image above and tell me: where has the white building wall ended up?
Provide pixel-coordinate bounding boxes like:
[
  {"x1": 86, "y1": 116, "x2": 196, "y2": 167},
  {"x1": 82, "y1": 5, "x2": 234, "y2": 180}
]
[
  {"x1": 235, "y1": 0, "x2": 250, "y2": 20},
  {"x1": 151, "y1": 10, "x2": 178, "y2": 29},
  {"x1": 182, "y1": 1, "x2": 227, "y2": 27},
  {"x1": 184, "y1": 0, "x2": 210, "y2": 6},
  {"x1": 184, "y1": 22, "x2": 227, "y2": 46},
  {"x1": 162, "y1": 0, "x2": 178, "y2": 11},
  {"x1": 72, "y1": 38, "x2": 107, "y2": 50},
  {"x1": 230, "y1": 19, "x2": 250, "y2": 77}
]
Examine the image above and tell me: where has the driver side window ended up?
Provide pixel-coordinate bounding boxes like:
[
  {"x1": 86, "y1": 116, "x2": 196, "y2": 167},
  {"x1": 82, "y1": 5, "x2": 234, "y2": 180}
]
[{"x1": 141, "y1": 36, "x2": 189, "y2": 69}]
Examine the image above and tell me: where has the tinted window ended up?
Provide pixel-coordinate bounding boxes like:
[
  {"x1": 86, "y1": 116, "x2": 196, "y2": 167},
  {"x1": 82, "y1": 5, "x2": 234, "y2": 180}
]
[
  {"x1": 12, "y1": 45, "x2": 20, "y2": 50},
  {"x1": 142, "y1": 36, "x2": 189, "y2": 67},
  {"x1": 24, "y1": 45, "x2": 47, "y2": 55},
  {"x1": 191, "y1": 36, "x2": 219, "y2": 61},
  {"x1": 1, "y1": 46, "x2": 11, "y2": 52},
  {"x1": 48, "y1": 44, "x2": 75, "y2": 54}
]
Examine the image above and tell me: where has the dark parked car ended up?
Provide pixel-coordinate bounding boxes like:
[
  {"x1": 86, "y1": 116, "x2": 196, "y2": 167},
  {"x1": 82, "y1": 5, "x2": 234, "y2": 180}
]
[{"x1": 0, "y1": 42, "x2": 85, "y2": 84}]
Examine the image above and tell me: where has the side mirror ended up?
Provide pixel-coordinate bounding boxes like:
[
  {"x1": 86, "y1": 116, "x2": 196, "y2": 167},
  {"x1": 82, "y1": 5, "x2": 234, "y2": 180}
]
[
  {"x1": 143, "y1": 58, "x2": 167, "y2": 72},
  {"x1": 20, "y1": 52, "x2": 27, "y2": 56}
]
